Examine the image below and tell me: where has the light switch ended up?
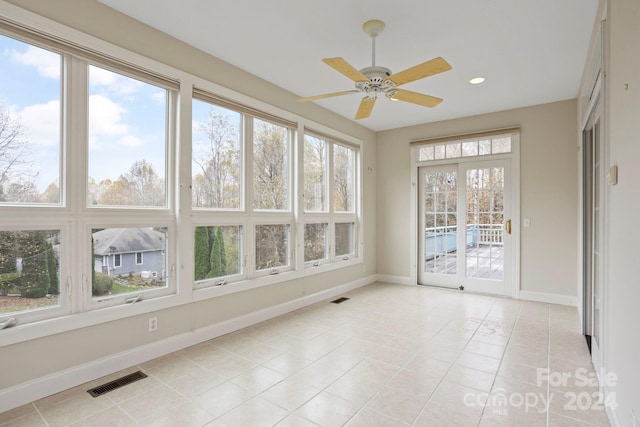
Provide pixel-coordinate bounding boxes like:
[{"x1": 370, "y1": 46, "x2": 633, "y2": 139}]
[{"x1": 523, "y1": 218, "x2": 531, "y2": 228}]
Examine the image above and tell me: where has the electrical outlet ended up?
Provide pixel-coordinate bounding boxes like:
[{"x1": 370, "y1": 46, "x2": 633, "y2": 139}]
[{"x1": 148, "y1": 317, "x2": 158, "y2": 332}]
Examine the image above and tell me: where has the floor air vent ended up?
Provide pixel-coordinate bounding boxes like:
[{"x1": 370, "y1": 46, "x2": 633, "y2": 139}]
[
  {"x1": 87, "y1": 371, "x2": 147, "y2": 397},
  {"x1": 331, "y1": 297, "x2": 350, "y2": 304}
]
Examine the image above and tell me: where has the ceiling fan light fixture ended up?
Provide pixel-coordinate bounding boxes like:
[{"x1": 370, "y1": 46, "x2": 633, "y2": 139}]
[{"x1": 469, "y1": 77, "x2": 486, "y2": 85}]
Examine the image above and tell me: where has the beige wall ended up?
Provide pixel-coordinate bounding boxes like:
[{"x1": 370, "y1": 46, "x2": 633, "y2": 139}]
[
  {"x1": 377, "y1": 99, "x2": 579, "y2": 296},
  {"x1": 0, "y1": 0, "x2": 377, "y2": 391},
  {"x1": 602, "y1": 0, "x2": 640, "y2": 423}
]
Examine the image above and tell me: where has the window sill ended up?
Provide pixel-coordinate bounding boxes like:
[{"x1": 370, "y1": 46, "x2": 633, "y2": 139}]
[{"x1": 0, "y1": 292, "x2": 191, "y2": 347}]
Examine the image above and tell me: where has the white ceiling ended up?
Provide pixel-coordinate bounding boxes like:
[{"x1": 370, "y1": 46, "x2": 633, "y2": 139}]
[{"x1": 98, "y1": 0, "x2": 598, "y2": 132}]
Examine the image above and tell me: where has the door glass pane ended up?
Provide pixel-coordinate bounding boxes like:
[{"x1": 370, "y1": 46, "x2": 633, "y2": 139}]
[
  {"x1": 423, "y1": 171, "x2": 457, "y2": 275},
  {"x1": 465, "y1": 168, "x2": 504, "y2": 280}
]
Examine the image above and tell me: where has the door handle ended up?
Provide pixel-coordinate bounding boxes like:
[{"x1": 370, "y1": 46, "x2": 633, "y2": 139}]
[{"x1": 506, "y1": 219, "x2": 512, "y2": 235}]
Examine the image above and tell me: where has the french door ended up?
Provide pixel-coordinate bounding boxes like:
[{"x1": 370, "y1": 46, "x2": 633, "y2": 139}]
[{"x1": 418, "y1": 159, "x2": 513, "y2": 296}]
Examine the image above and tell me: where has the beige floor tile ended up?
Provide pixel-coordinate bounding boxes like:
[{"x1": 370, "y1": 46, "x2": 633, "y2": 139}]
[
  {"x1": 37, "y1": 394, "x2": 115, "y2": 427},
  {"x1": 548, "y1": 412, "x2": 610, "y2": 427},
  {"x1": 276, "y1": 414, "x2": 318, "y2": 427},
  {"x1": 117, "y1": 384, "x2": 187, "y2": 423},
  {"x1": 295, "y1": 391, "x2": 360, "y2": 427},
  {"x1": 275, "y1": 413, "x2": 320, "y2": 426},
  {"x1": 404, "y1": 354, "x2": 452, "y2": 379},
  {"x1": 385, "y1": 368, "x2": 441, "y2": 397},
  {"x1": 497, "y1": 359, "x2": 548, "y2": 387},
  {"x1": 10, "y1": 284, "x2": 613, "y2": 427},
  {"x1": 344, "y1": 408, "x2": 408, "y2": 426},
  {"x1": 445, "y1": 364, "x2": 497, "y2": 392},
  {"x1": 219, "y1": 396, "x2": 288, "y2": 427},
  {"x1": 68, "y1": 406, "x2": 135, "y2": 427},
  {"x1": 262, "y1": 352, "x2": 314, "y2": 376},
  {"x1": 289, "y1": 360, "x2": 345, "y2": 389},
  {"x1": 192, "y1": 381, "x2": 254, "y2": 418},
  {"x1": 229, "y1": 365, "x2": 285, "y2": 394},
  {"x1": 234, "y1": 342, "x2": 285, "y2": 364},
  {"x1": 0, "y1": 412, "x2": 46, "y2": 427},
  {"x1": 365, "y1": 385, "x2": 429, "y2": 424},
  {"x1": 204, "y1": 354, "x2": 257, "y2": 380},
  {"x1": 368, "y1": 346, "x2": 415, "y2": 367},
  {"x1": 430, "y1": 380, "x2": 487, "y2": 417},
  {"x1": 260, "y1": 378, "x2": 321, "y2": 411},
  {"x1": 479, "y1": 404, "x2": 548, "y2": 426},
  {"x1": 465, "y1": 340, "x2": 507, "y2": 359},
  {"x1": 548, "y1": 386, "x2": 611, "y2": 426},
  {"x1": 456, "y1": 351, "x2": 501, "y2": 374},
  {"x1": 413, "y1": 399, "x2": 483, "y2": 427},
  {"x1": 0, "y1": 404, "x2": 37, "y2": 425}
]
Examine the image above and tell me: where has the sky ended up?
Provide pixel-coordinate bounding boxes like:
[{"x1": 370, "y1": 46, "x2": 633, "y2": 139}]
[{"x1": 0, "y1": 33, "x2": 168, "y2": 192}]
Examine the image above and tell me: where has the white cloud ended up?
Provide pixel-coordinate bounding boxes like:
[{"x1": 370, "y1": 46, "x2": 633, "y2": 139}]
[
  {"x1": 151, "y1": 91, "x2": 166, "y2": 106},
  {"x1": 117, "y1": 135, "x2": 144, "y2": 148},
  {"x1": 10, "y1": 45, "x2": 60, "y2": 79},
  {"x1": 89, "y1": 66, "x2": 143, "y2": 95},
  {"x1": 18, "y1": 100, "x2": 61, "y2": 146},
  {"x1": 88, "y1": 94, "x2": 130, "y2": 139}
]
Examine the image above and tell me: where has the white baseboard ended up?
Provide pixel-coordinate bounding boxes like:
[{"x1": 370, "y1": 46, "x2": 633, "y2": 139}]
[
  {"x1": 518, "y1": 290, "x2": 577, "y2": 306},
  {"x1": 375, "y1": 274, "x2": 414, "y2": 286},
  {"x1": 0, "y1": 275, "x2": 376, "y2": 413}
]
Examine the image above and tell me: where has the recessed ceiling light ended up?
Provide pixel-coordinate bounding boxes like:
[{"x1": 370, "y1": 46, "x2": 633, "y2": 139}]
[{"x1": 469, "y1": 77, "x2": 485, "y2": 85}]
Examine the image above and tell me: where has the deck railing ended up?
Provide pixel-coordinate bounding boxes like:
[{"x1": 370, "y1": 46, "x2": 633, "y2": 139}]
[{"x1": 424, "y1": 224, "x2": 504, "y2": 259}]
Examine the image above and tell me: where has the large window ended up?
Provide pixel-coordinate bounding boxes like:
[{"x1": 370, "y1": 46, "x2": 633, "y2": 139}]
[
  {"x1": 88, "y1": 66, "x2": 168, "y2": 207},
  {"x1": 0, "y1": 15, "x2": 361, "y2": 332},
  {"x1": 191, "y1": 93, "x2": 296, "y2": 288},
  {"x1": 0, "y1": 34, "x2": 61, "y2": 205},
  {"x1": 192, "y1": 100, "x2": 241, "y2": 209},
  {"x1": 304, "y1": 132, "x2": 360, "y2": 265}
]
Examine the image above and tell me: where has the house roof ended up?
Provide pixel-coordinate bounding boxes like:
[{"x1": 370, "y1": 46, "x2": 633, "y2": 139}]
[{"x1": 92, "y1": 228, "x2": 165, "y2": 255}]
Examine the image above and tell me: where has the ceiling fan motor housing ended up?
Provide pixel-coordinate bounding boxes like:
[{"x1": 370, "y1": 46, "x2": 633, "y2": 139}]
[{"x1": 356, "y1": 66, "x2": 396, "y2": 95}]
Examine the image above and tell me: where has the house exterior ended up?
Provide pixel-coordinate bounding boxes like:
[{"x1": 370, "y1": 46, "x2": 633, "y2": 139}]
[{"x1": 92, "y1": 228, "x2": 165, "y2": 278}]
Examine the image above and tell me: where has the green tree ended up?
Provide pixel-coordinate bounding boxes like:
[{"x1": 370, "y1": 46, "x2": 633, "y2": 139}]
[
  {"x1": 194, "y1": 226, "x2": 211, "y2": 281},
  {"x1": 207, "y1": 226, "x2": 226, "y2": 278},
  {"x1": 46, "y1": 240, "x2": 59, "y2": 295},
  {"x1": 0, "y1": 231, "x2": 18, "y2": 296},
  {"x1": 18, "y1": 231, "x2": 51, "y2": 298}
]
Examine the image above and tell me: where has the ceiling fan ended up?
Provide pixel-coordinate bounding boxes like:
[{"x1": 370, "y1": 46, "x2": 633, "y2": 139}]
[{"x1": 298, "y1": 20, "x2": 452, "y2": 120}]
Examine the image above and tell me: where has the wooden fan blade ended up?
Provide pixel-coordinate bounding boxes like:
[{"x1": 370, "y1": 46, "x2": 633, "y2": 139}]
[
  {"x1": 355, "y1": 96, "x2": 376, "y2": 120},
  {"x1": 298, "y1": 90, "x2": 359, "y2": 103},
  {"x1": 323, "y1": 57, "x2": 369, "y2": 83},
  {"x1": 387, "y1": 57, "x2": 452, "y2": 87},
  {"x1": 392, "y1": 89, "x2": 443, "y2": 108}
]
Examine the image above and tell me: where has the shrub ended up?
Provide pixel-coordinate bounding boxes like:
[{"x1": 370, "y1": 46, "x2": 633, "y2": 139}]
[{"x1": 92, "y1": 272, "x2": 114, "y2": 295}]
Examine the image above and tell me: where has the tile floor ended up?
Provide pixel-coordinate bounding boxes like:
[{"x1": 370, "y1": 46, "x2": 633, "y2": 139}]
[{"x1": 0, "y1": 282, "x2": 612, "y2": 426}]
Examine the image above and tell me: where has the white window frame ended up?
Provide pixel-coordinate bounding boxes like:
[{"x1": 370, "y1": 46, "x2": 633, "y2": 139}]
[
  {"x1": 0, "y1": 2, "x2": 363, "y2": 344},
  {"x1": 135, "y1": 252, "x2": 143, "y2": 265}
]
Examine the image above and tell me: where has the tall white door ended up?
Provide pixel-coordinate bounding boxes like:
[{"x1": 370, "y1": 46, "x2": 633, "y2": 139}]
[{"x1": 418, "y1": 159, "x2": 513, "y2": 296}]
